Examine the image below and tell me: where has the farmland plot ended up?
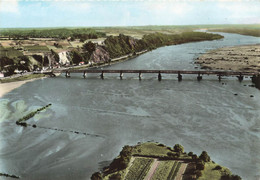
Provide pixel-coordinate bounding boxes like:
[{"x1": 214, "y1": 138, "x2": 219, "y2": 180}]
[
  {"x1": 125, "y1": 158, "x2": 154, "y2": 180},
  {"x1": 151, "y1": 161, "x2": 176, "y2": 180}
]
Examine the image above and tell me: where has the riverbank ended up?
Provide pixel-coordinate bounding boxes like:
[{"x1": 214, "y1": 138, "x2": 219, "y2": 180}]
[
  {"x1": 0, "y1": 50, "x2": 147, "y2": 98},
  {"x1": 0, "y1": 74, "x2": 47, "y2": 98},
  {"x1": 0, "y1": 79, "x2": 35, "y2": 98},
  {"x1": 196, "y1": 44, "x2": 260, "y2": 72}
]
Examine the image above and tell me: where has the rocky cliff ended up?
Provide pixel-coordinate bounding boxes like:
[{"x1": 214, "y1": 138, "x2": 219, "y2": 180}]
[
  {"x1": 58, "y1": 51, "x2": 71, "y2": 65},
  {"x1": 90, "y1": 46, "x2": 110, "y2": 63}
]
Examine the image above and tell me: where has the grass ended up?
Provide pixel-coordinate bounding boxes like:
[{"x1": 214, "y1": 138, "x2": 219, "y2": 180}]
[
  {"x1": 125, "y1": 157, "x2": 154, "y2": 180},
  {"x1": 0, "y1": 47, "x2": 23, "y2": 58},
  {"x1": 132, "y1": 142, "x2": 191, "y2": 159},
  {"x1": 209, "y1": 28, "x2": 260, "y2": 37},
  {"x1": 167, "y1": 161, "x2": 182, "y2": 180},
  {"x1": 199, "y1": 162, "x2": 232, "y2": 180},
  {"x1": 133, "y1": 142, "x2": 174, "y2": 157},
  {"x1": 151, "y1": 161, "x2": 176, "y2": 180},
  {"x1": 0, "y1": 73, "x2": 46, "y2": 83},
  {"x1": 24, "y1": 45, "x2": 49, "y2": 52}
]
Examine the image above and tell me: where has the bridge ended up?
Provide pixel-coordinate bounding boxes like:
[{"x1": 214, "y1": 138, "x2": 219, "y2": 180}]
[{"x1": 45, "y1": 69, "x2": 259, "y2": 82}]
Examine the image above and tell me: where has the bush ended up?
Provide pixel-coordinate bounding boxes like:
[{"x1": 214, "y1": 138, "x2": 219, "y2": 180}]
[
  {"x1": 109, "y1": 173, "x2": 121, "y2": 180},
  {"x1": 188, "y1": 152, "x2": 193, "y2": 156},
  {"x1": 91, "y1": 172, "x2": 102, "y2": 180},
  {"x1": 213, "y1": 165, "x2": 222, "y2": 170},
  {"x1": 196, "y1": 162, "x2": 205, "y2": 170},
  {"x1": 221, "y1": 174, "x2": 242, "y2": 180},
  {"x1": 195, "y1": 170, "x2": 202, "y2": 177},
  {"x1": 173, "y1": 144, "x2": 184, "y2": 153},
  {"x1": 167, "y1": 152, "x2": 175, "y2": 157},
  {"x1": 199, "y1": 151, "x2": 210, "y2": 162}
]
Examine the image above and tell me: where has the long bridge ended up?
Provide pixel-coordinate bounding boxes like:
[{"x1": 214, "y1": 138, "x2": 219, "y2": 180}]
[{"x1": 46, "y1": 69, "x2": 260, "y2": 82}]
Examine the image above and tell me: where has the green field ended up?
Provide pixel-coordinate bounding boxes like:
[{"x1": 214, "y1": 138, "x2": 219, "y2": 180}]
[
  {"x1": 151, "y1": 161, "x2": 176, "y2": 180},
  {"x1": 125, "y1": 158, "x2": 154, "y2": 180},
  {"x1": 167, "y1": 161, "x2": 182, "y2": 180},
  {"x1": 0, "y1": 47, "x2": 23, "y2": 58},
  {"x1": 0, "y1": 74, "x2": 46, "y2": 83},
  {"x1": 133, "y1": 143, "x2": 174, "y2": 157},
  {"x1": 198, "y1": 162, "x2": 231, "y2": 180},
  {"x1": 24, "y1": 46, "x2": 49, "y2": 52}
]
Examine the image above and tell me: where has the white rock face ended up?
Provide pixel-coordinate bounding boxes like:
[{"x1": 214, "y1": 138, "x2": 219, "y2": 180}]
[{"x1": 58, "y1": 51, "x2": 71, "y2": 65}]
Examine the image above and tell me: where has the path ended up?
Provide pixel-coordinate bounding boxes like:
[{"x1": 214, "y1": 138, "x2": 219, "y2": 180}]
[
  {"x1": 175, "y1": 163, "x2": 188, "y2": 180},
  {"x1": 144, "y1": 159, "x2": 160, "y2": 180}
]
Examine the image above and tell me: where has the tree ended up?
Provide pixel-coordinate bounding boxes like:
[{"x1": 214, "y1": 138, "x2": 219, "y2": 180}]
[
  {"x1": 199, "y1": 151, "x2": 211, "y2": 162},
  {"x1": 71, "y1": 50, "x2": 83, "y2": 64},
  {"x1": 51, "y1": 49, "x2": 59, "y2": 63},
  {"x1": 83, "y1": 41, "x2": 96, "y2": 54},
  {"x1": 196, "y1": 162, "x2": 205, "y2": 170},
  {"x1": 91, "y1": 172, "x2": 102, "y2": 180},
  {"x1": 173, "y1": 144, "x2": 184, "y2": 153},
  {"x1": 109, "y1": 173, "x2": 121, "y2": 180}
]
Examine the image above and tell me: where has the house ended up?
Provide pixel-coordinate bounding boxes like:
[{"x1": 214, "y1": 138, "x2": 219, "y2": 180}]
[
  {"x1": 79, "y1": 62, "x2": 85, "y2": 66},
  {"x1": 0, "y1": 72, "x2": 4, "y2": 78}
]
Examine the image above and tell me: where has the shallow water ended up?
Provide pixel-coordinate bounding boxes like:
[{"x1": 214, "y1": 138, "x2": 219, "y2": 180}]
[{"x1": 0, "y1": 32, "x2": 260, "y2": 180}]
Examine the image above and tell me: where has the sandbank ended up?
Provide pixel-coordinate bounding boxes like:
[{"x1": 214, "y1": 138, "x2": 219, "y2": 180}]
[
  {"x1": 196, "y1": 44, "x2": 260, "y2": 72},
  {"x1": 0, "y1": 79, "x2": 37, "y2": 98}
]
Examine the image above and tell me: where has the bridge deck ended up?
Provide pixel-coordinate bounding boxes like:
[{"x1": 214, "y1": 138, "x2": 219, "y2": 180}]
[{"x1": 52, "y1": 69, "x2": 258, "y2": 76}]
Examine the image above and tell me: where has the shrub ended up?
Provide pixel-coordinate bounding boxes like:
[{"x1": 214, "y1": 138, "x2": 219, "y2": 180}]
[
  {"x1": 199, "y1": 151, "x2": 210, "y2": 162},
  {"x1": 167, "y1": 152, "x2": 175, "y2": 157},
  {"x1": 188, "y1": 152, "x2": 193, "y2": 156},
  {"x1": 91, "y1": 172, "x2": 102, "y2": 180},
  {"x1": 213, "y1": 165, "x2": 222, "y2": 170},
  {"x1": 173, "y1": 144, "x2": 184, "y2": 153},
  {"x1": 221, "y1": 174, "x2": 242, "y2": 180},
  {"x1": 109, "y1": 173, "x2": 121, "y2": 180},
  {"x1": 196, "y1": 162, "x2": 205, "y2": 170},
  {"x1": 195, "y1": 170, "x2": 202, "y2": 178}
]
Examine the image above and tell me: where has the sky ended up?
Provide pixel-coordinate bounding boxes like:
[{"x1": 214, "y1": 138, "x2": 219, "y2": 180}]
[{"x1": 0, "y1": 0, "x2": 260, "y2": 28}]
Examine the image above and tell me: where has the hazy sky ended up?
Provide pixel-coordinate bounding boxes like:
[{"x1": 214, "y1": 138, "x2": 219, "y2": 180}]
[{"x1": 0, "y1": 0, "x2": 260, "y2": 28}]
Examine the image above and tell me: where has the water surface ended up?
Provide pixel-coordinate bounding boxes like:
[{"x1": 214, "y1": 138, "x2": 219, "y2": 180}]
[{"x1": 0, "y1": 32, "x2": 260, "y2": 180}]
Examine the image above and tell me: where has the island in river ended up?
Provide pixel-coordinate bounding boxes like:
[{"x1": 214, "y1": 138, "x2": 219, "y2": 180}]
[
  {"x1": 91, "y1": 142, "x2": 241, "y2": 180},
  {"x1": 196, "y1": 44, "x2": 260, "y2": 72}
]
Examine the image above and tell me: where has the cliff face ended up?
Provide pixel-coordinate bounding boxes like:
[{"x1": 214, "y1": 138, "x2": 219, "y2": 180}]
[
  {"x1": 90, "y1": 46, "x2": 110, "y2": 63},
  {"x1": 58, "y1": 51, "x2": 71, "y2": 65}
]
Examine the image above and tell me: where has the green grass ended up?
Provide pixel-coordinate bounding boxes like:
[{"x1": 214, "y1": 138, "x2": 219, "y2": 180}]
[
  {"x1": 133, "y1": 142, "x2": 173, "y2": 157},
  {"x1": 151, "y1": 161, "x2": 176, "y2": 180},
  {"x1": 0, "y1": 47, "x2": 23, "y2": 58},
  {"x1": 167, "y1": 161, "x2": 182, "y2": 180},
  {"x1": 199, "y1": 162, "x2": 232, "y2": 180},
  {"x1": 0, "y1": 74, "x2": 46, "y2": 83},
  {"x1": 125, "y1": 158, "x2": 153, "y2": 180},
  {"x1": 132, "y1": 142, "x2": 191, "y2": 159},
  {"x1": 209, "y1": 28, "x2": 260, "y2": 37},
  {"x1": 24, "y1": 45, "x2": 49, "y2": 52}
]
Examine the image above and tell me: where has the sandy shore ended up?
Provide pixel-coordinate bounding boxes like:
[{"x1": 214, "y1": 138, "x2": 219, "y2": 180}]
[
  {"x1": 0, "y1": 79, "x2": 38, "y2": 98},
  {"x1": 196, "y1": 44, "x2": 260, "y2": 72}
]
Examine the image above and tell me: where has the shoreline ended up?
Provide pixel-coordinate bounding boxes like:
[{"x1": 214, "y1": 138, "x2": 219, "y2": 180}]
[
  {"x1": 0, "y1": 78, "x2": 43, "y2": 98},
  {"x1": 0, "y1": 50, "x2": 148, "y2": 98}
]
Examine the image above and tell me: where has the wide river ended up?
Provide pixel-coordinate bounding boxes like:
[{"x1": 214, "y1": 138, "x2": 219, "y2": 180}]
[{"x1": 0, "y1": 32, "x2": 260, "y2": 180}]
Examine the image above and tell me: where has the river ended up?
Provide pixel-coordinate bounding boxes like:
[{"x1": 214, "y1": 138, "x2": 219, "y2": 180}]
[{"x1": 0, "y1": 32, "x2": 260, "y2": 180}]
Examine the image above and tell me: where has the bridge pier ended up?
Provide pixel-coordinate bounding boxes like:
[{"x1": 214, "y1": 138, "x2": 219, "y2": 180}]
[
  {"x1": 237, "y1": 73, "x2": 244, "y2": 82},
  {"x1": 83, "y1": 71, "x2": 87, "y2": 78},
  {"x1": 218, "y1": 74, "x2": 222, "y2": 81},
  {"x1": 120, "y1": 71, "x2": 123, "y2": 79},
  {"x1": 197, "y1": 73, "x2": 202, "y2": 81},
  {"x1": 65, "y1": 71, "x2": 70, "y2": 78},
  {"x1": 158, "y1": 71, "x2": 162, "y2": 81},
  {"x1": 100, "y1": 71, "x2": 104, "y2": 79},
  {"x1": 178, "y1": 71, "x2": 182, "y2": 81},
  {"x1": 139, "y1": 72, "x2": 142, "y2": 80}
]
